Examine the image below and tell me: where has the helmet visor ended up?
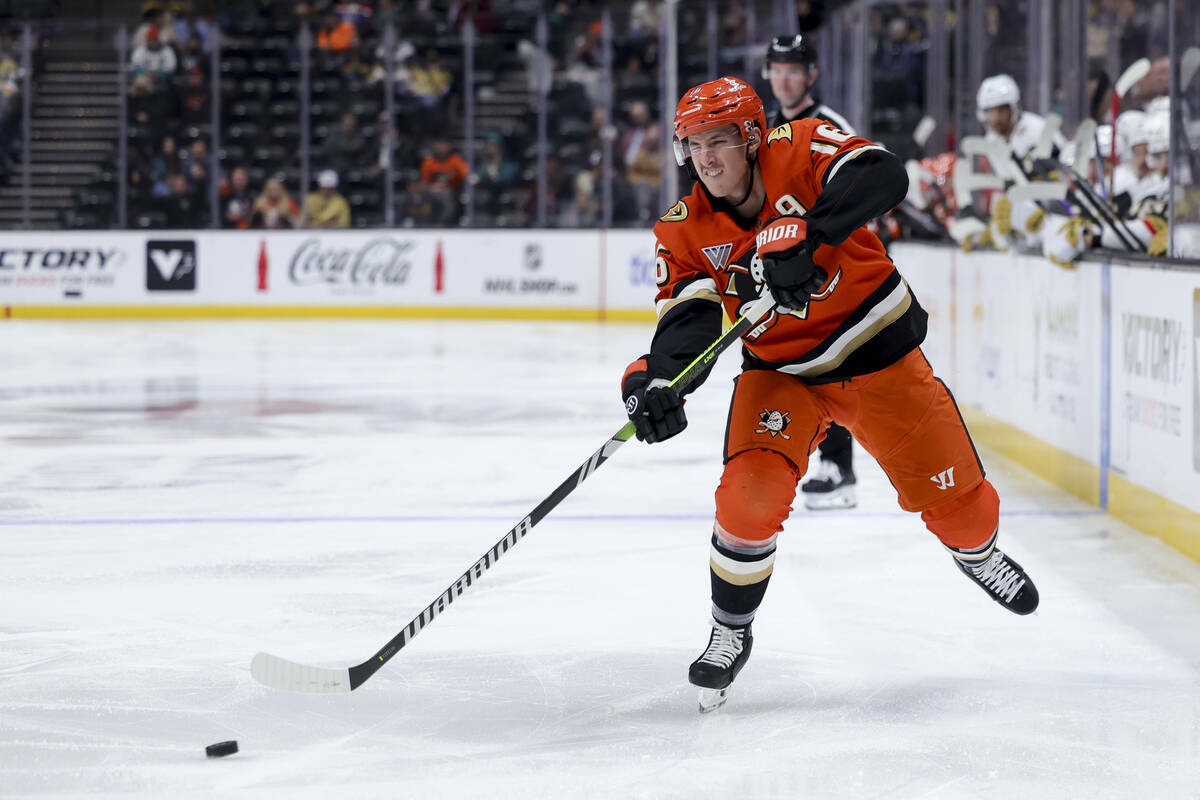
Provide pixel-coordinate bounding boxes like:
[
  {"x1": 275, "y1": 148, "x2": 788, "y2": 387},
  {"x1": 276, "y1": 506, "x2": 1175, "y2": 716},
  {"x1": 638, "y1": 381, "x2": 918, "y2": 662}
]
[{"x1": 673, "y1": 130, "x2": 750, "y2": 167}]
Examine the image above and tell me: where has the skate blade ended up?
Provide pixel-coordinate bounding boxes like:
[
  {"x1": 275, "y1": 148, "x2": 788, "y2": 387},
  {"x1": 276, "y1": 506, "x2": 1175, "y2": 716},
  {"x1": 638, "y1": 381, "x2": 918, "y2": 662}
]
[
  {"x1": 803, "y1": 487, "x2": 856, "y2": 510},
  {"x1": 698, "y1": 687, "x2": 728, "y2": 713}
]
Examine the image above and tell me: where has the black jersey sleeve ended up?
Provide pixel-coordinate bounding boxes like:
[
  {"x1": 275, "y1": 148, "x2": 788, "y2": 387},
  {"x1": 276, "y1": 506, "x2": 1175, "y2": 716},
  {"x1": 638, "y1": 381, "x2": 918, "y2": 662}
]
[{"x1": 804, "y1": 147, "x2": 909, "y2": 249}]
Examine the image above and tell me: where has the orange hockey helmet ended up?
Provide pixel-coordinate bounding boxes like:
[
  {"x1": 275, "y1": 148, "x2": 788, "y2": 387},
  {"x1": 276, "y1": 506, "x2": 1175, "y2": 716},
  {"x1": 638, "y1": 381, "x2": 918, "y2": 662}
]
[{"x1": 672, "y1": 77, "x2": 767, "y2": 167}]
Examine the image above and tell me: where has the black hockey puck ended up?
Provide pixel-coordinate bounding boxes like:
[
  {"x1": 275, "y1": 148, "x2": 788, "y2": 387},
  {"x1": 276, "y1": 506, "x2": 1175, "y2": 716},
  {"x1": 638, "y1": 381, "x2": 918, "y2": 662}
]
[{"x1": 205, "y1": 740, "x2": 238, "y2": 758}]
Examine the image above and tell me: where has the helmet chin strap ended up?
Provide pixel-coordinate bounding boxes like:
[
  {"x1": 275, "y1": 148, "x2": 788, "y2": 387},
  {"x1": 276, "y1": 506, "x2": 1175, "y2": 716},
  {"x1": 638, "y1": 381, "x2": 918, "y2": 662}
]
[
  {"x1": 728, "y1": 133, "x2": 760, "y2": 209},
  {"x1": 728, "y1": 165, "x2": 757, "y2": 208}
]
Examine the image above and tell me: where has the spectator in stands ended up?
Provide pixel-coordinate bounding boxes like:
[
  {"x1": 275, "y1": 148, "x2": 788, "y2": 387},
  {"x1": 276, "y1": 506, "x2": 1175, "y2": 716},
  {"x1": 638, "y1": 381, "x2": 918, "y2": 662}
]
[
  {"x1": 336, "y1": 2, "x2": 374, "y2": 29},
  {"x1": 629, "y1": 0, "x2": 659, "y2": 35},
  {"x1": 408, "y1": 51, "x2": 452, "y2": 111},
  {"x1": 182, "y1": 139, "x2": 210, "y2": 193},
  {"x1": 369, "y1": 44, "x2": 416, "y2": 105},
  {"x1": 474, "y1": 133, "x2": 518, "y2": 214},
  {"x1": 223, "y1": 166, "x2": 254, "y2": 229},
  {"x1": 451, "y1": 0, "x2": 496, "y2": 34},
  {"x1": 0, "y1": 46, "x2": 18, "y2": 128},
  {"x1": 164, "y1": 173, "x2": 205, "y2": 228},
  {"x1": 130, "y1": 27, "x2": 178, "y2": 85},
  {"x1": 398, "y1": 174, "x2": 446, "y2": 227},
  {"x1": 322, "y1": 111, "x2": 368, "y2": 174},
  {"x1": 373, "y1": 0, "x2": 399, "y2": 33},
  {"x1": 316, "y1": 11, "x2": 358, "y2": 53},
  {"x1": 173, "y1": 2, "x2": 214, "y2": 53},
  {"x1": 304, "y1": 169, "x2": 351, "y2": 229},
  {"x1": 129, "y1": 73, "x2": 170, "y2": 132},
  {"x1": 178, "y1": 35, "x2": 206, "y2": 75},
  {"x1": 179, "y1": 69, "x2": 208, "y2": 125},
  {"x1": 558, "y1": 170, "x2": 600, "y2": 228},
  {"x1": 151, "y1": 135, "x2": 182, "y2": 198},
  {"x1": 341, "y1": 43, "x2": 372, "y2": 93},
  {"x1": 133, "y1": 7, "x2": 177, "y2": 50},
  {"x1": 251, "y1": 176, "x2": 300, "y2": 229},
  {"x1": 873, "y1": 16, "x2": 923, "y2": 111},
  {"x1": 421, "y1": 138, "x2": 468, "y2": 192},
  {"x1": 565, "y1": 21, "x2": 605, "y2": 107},
  {"x1": 0, "y1": 46, "x2": 16, "y2": 179},
  {"x1": 620, "y1": 101, "x2": 660, "y2": 222},
  {"x1": 518, "y1": 39, "x2": 553, "y2": 97},
  {"x1": 721, "y1": 1, "x2": 748, "y2": 47},
  {"x1": 796, "y1": 1, "x2": 825, "y2": 31}
]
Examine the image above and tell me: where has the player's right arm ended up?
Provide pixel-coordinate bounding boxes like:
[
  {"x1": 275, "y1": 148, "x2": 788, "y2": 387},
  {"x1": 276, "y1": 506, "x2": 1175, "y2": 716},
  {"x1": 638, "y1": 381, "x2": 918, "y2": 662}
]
[
  {"x1": 621, "y1": 223, "x2": 723, "y2": 443},
  {"x1": 647, "y1": 236, "x2": 723, "y2": 383}
]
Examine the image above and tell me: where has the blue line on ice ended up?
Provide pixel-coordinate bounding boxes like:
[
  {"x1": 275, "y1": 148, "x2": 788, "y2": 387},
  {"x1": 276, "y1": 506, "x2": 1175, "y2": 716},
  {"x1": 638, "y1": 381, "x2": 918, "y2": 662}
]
[{"x1": 0, "y1": 509, "x2": 1104, "y2": 526}]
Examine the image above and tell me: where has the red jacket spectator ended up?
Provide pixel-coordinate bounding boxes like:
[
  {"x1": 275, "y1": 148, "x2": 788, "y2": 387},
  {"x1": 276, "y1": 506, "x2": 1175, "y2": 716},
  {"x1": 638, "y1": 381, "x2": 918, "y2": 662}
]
[{"x1": 420, "y1": 140, "x2": 469, "y2": 191}]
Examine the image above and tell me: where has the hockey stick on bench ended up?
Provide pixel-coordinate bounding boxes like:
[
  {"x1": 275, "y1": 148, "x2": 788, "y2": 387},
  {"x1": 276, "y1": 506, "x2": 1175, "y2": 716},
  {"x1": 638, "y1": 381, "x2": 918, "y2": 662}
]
[{"x1": 251, "y1": 292, "x2": 779, "y2": 693}]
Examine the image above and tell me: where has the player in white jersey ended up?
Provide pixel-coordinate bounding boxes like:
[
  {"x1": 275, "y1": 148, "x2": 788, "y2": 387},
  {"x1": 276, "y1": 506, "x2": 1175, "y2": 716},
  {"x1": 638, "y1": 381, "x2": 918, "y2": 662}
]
[
  {"x1": 976, "y1": 74, "x2": 1064, "y2": 177},
  {"x1": 762, "y1": 34, "x2": 857, "y2": 510},
  {"x1": 1112, "y1": 110, "x2": 1148, "y2": 200}
]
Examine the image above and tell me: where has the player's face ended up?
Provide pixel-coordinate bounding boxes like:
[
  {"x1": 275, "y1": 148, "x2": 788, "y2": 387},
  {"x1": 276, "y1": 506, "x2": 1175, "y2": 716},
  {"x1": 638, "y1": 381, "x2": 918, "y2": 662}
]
[
  {"x1": 687, "y1": 125, "x2": 751, "y2": 199},
  {"x1": 984, "y1": 106, "x2": 1014, "y2": 137},
  {"x1": 1132, "y1": 143, "x2": 1149, "y2": 176},
  {"x1": 767, "y1": 63, "x2": 812, "y2": 108}
]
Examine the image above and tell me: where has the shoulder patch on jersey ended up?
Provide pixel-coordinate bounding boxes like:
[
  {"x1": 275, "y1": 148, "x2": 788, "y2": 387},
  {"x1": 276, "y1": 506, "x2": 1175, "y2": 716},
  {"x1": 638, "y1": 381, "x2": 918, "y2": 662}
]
[
  {"x1": 660, "y1": 200, "x2": 688, "y2": 222},
  {"x1": 766, "y1": 123, "x2": 793, "y2": 146}
]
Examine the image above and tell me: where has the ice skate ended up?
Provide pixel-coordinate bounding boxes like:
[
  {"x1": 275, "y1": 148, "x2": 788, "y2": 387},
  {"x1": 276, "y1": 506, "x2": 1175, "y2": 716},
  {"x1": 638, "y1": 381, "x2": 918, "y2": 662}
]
[
  {"x1": 954, "y1": 548, "x2": 1039, "y2": 615},
  {"x1": 801, "y1": 461, "x2": 856, "y2": 510},
  {"x1": 689, "y1": 621, "x2": 753, "y2": 713}
]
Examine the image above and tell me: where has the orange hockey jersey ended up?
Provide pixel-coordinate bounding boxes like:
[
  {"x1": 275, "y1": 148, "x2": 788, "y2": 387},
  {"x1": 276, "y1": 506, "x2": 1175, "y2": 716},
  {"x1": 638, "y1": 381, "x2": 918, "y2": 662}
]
[{"x1": 651, "y1": 118, "x2": 925, "y2": 384}]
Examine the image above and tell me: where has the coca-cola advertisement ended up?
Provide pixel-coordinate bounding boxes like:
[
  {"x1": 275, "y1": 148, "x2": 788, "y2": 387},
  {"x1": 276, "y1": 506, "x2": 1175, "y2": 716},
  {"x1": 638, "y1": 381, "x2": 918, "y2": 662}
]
[{"x1": 285, "y1": 237, "x2": 415, "y2": 294}]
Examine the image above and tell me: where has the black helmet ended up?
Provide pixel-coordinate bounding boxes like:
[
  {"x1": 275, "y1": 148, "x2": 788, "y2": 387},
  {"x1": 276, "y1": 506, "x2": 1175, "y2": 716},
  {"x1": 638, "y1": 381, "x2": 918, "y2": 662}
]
[{"x1": 762, "y1": 35, "x2": 818, "y2": 78}]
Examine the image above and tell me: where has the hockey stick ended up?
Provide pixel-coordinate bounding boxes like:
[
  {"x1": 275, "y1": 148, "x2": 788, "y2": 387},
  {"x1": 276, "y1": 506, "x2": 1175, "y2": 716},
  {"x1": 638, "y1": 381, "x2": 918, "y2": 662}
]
[
  {"x1": 251, "y1": 292, "x2": 779, "y2": 693},
  {"x1": 1108, "y1": 58, "x2": 1151, "y2": 197},
  {"x1": 1034, "y1": 154, "x2": 1145, "y2": 253},
  {"x1": 1006, "y1": 181, "x2": 1068, "y2": 204}
]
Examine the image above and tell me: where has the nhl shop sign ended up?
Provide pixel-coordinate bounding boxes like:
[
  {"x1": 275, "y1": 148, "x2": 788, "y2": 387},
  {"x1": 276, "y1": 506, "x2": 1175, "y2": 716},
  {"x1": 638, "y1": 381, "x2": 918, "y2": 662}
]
[{"x1": 288, "y1": 238, "x2": 413, "y2": 291}]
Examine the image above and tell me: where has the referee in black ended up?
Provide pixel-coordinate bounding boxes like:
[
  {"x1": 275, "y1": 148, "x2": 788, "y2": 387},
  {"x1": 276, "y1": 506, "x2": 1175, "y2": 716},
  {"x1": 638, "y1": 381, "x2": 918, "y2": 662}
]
[{"x1": 762, "y1": 34, "x2": 858, "y2": 510}]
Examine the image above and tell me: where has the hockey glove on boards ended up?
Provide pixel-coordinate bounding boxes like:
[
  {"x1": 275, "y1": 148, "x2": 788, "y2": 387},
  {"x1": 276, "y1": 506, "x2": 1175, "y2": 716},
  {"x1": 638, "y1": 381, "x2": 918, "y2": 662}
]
[
  {"x1": 756, "y1": 216, "x2": 828, "y2": 311},
  {"x1": 622, "y1": 354, "x2": 686, "y2": 443}
]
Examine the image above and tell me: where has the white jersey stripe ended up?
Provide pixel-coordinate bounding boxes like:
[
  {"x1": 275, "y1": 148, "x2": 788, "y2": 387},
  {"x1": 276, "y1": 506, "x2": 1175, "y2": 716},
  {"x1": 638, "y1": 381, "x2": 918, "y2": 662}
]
[
  {"x1": 654, "y1": 277, "x2": 719, "y2": 316},
  {"x1": 825, "y1": 144, "x2": 890, "y2": 184},
  {"x1": 778, "y1": 279, "x2": 912, "y2": 378}
]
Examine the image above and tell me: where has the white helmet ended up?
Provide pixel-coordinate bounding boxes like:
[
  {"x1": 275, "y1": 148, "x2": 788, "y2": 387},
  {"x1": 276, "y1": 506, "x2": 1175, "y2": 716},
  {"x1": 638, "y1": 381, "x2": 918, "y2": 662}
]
[
  {"x1": 1115, "y1": 109, "x2": 1148, "y2": 159},
  {"x1": 1145, "y1": 95, "x2": 1171, "y2": 115},
  {"x1": 1144, "y1": 111, "x2": 1170, "y2": 155},
  {"x1": 976, "y1": 74, "x2": 1020, "y2": 122}
]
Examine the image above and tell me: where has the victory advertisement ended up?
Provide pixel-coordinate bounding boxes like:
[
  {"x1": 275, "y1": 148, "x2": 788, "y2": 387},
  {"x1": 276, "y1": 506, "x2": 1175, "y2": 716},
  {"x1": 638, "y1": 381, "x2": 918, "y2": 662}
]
[
  {"x1": 0, "y1": 234, "x2": 137, "y2": 302},
  {"x1": 1109, "y1": 266, "x2": 1200, "y2": 513}
]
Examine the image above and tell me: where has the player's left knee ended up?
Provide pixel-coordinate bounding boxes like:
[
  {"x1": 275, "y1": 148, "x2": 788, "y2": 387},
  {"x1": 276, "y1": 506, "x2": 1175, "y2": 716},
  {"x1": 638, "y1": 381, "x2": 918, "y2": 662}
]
[
  {"x1": 714, "y1": 449, "x2": 800, "y2": 547},
  {"x1": 920, "y1": 479, "x2": 1000, "y2": 549}
]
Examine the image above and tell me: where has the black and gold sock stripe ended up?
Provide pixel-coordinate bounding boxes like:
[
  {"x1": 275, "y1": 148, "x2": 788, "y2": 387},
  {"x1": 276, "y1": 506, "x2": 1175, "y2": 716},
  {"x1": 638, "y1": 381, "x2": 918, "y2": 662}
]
[{"x1": 709, "y1": 533, "x2": 776, "y2": 628}]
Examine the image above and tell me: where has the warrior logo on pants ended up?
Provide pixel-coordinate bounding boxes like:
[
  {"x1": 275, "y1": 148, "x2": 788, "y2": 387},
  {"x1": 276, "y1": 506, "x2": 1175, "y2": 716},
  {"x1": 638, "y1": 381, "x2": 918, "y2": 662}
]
[
  {"x1": 930, "y1": 467, "x2": 956, "y2": 490},
  {"x1": 756, "y1": 409, "x2": 792, "y2": 439}
]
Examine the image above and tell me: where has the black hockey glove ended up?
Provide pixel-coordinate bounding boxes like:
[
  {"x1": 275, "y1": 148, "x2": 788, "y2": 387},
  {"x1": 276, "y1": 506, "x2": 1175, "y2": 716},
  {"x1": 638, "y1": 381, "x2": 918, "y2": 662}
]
[
  {"x1": 756, "y1": 215, "x2": 828, "y2": 311},
  {"x1": 621, "y1": 353, "x2": 687, "y2": 443}
]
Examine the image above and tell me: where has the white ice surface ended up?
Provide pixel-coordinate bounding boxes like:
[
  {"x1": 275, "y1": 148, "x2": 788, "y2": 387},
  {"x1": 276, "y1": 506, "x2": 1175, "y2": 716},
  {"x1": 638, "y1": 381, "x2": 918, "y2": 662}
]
[{"x1": 1, "y1": 320, "x2": 1198, "y2": 799}]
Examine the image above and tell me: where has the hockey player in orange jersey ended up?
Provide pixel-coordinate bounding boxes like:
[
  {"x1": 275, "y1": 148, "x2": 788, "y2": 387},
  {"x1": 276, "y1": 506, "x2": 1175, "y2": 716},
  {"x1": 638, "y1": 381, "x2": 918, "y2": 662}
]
[{"x1": 619, "y1": 77, "x2": 1039, "y2": 713}]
